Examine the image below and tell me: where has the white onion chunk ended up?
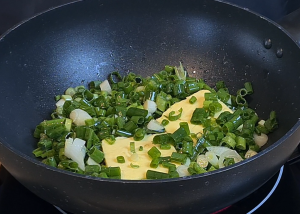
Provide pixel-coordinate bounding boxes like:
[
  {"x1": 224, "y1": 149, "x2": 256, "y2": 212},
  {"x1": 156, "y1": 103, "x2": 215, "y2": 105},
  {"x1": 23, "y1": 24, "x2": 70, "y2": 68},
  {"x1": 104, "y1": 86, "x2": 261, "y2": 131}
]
[
  {"x1": 64, "y1": 138, "x2": 86, "y2": 171},
  {"x1": 70, "y1": 109, "x2": 92, "y2": 126}
]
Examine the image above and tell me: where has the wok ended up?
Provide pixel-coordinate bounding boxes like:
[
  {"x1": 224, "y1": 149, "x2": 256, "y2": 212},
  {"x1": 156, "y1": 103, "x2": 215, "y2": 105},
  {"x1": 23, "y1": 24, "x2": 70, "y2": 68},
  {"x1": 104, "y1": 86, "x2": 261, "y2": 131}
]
[{"x1": 1, "y1": 0, "x2": 300, "y2": 213}]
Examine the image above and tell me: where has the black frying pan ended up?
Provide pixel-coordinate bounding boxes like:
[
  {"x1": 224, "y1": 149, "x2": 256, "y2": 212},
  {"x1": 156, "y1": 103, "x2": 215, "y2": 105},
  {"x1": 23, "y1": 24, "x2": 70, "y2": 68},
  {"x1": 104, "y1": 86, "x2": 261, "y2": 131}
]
[{"x1": 1, "y1": 0, "x2": 300, "y2": 213}]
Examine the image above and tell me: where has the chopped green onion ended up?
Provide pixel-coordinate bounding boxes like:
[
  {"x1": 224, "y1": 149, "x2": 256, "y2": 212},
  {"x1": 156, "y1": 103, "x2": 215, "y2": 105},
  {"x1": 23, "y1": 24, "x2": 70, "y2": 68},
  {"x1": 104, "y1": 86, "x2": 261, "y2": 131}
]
[
  {"x1": 109, "y1": 71, "x2": 123, "y2": 84},
  {"x1": 190, "y1": 108, "x2": 208, "y2": 125},
  {"x1": 169, "y1": 171, "x2": 180, "y2": 178},
  {"x1": 204, "y1": 92, "x2": 218, "y2": 101},
  {"x1": 133, "y1": 128, "x2": 146, "y2": 141},
  {"x1": 64, "y1": 118, "x2": 72, "y2": 132},
  {"x1": 171, "y1": 127, "x2": 188, "y2": 143},
  {"x1": 235, "y1": 136, "x2": 246, "y2": 150},
  {"x1": 237, "y1": 88, "x2": 248, "y2": 97},
  {"x1": 217, "y1": 88, "x2": 231, "y2": 103},
  {"x1": 208, "y1": 165, "x2": 217, "y2": 172},
  {"x1": 101, "y1": 166, "x2": 121, "y2": 177},
  {"x1": 264, "y1": 111, "x2": 278, "y2": 132},
  {"x1": 123, "y1": 121, "x2": 137, "y2": 133},
  {"x1": 130, "y1": 142, "x2": 136, "y2": 153},
  {"x1": 127, "y1": 107, "x2": 148, "y2": 118},
  {"x1": 130, "y1": 163, "x2": 140, "y2": 169},
  {"x1": 146, "y1": 170, "x2": 170, "y2": 179},
  {"x1": 117, "y1": 156, "x2": 125, "y2": 163},
  {"x1": 256, "y1": 124, "x2": 269, "y2": 134},
  {"x1": 88, "y1": 146, "x2": 104, "y2": 163},
  {"x1": 179, "y1": 122, "x2": 190, "y2": 135},
  {"x1": 85, "y1": 165, "x2": 101, "y2": 175},
  {"x1": 168, "y1": 108, "x2": 183, "y2": 121},
  {"x1": 182, "y1": 141, "x2": 193, "y2": 156},
  {"x1": 130, "y1": 116, "x2": 145, "y2": 125},
  {"x1": 188, "y1": 162, "x2": 207, "y2": 175},
  {"x1": 153, "y1": 134, "x2": 174, "y2": 146},
  {"x1": 150, "y1": 158, "x2": 160, "y2": 168},
  {"x1": 189, "y1": 96, "x2": 197, "y2": 104},
  {"x1": 223, "y1": 114, "x2": 243, "y2": 133},
  {"x1": 156, "y1": 92, "x2": 168, "y2": 112},
  {"x1": 220, "y1": 135, "x2": 236, "y2": 149},
  {"x1": 85, "y1": 118, "x2": 96, "y2": 126},
  {"x1": 116, "y1": 117, "x2": 125, "y2": 129},
  {"x1": 244, "y1": 82, "x2": 253, "y2": 94},
  {"x1": 98, "y1": 172, "x2": 109, "y2": 178},
  {"x1": 236, "y1": 95, "x2": 247, "y2": 107},
  {"x1": 147, "y1": 146, "x2": 161, "y2": 159},
  {"x1": 161, "y1": 119, "x2": 169, "y2": 126},
  {"x1": 104, "y1": 135, "x2": 116, "y2": 145},
  {"x1": 223, "y1": 158, "x2": 235, "y2": 167},
  {"x1": 32, "y1": 63, "x2": 278, "y2": 180},
  {"x1": 216, "y1": 111, "x2": 232, "y2": 125},
  {"x1": 190, "y1": 137, "x2": 209, "y2": 161},
  {"x1": 186, "y1": 82, "x2": 200, "y2": 94},
  {"x1": 170, "y1": 152, "x2": 187, "y2": 164},
  {"x1": 160, "y1": 144, "x2": 171, "y2": 150},
  {"x1": 164, "y1": 65, "x2": 174, "y2": 73},
  {"x1": 216, "y1": 81, "x2": 226, "y2": 90},
  {"x1": 55, "y1": 95, "x2": 61, "y2": 101},
  {"x1": 42, "y1": 156, "x2": 57, "y2": 167},
  {"x1": 174, "y1": 62, "x2": 186, "y2": 81},
  {"x1": 208, "y1": 102, "x2": 222, "y2": 115}
]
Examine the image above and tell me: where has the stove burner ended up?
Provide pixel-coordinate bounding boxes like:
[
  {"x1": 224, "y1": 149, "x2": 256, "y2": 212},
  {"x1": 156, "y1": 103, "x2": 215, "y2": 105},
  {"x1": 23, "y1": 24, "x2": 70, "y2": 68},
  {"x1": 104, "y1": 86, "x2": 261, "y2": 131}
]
[
  {"x1": 247, "y1": 165, "x2": 284, "y2": 214},
  {"x1": 53, "y1": 166, "x2": 284, "y2": 214},
  {"x1": 55, "y1": 206, "x2": 69, "y2": 214}
]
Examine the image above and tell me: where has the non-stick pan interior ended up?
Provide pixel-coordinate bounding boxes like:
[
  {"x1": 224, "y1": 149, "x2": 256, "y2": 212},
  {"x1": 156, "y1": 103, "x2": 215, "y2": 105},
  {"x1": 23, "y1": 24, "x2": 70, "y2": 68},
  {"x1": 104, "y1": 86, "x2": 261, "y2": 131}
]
[
  {"x1": 2, "y1": 1, "x2": 300, "y2": 214},
  {"x1": 0, "y1": 0, "x2": 300, "y2": 160}
]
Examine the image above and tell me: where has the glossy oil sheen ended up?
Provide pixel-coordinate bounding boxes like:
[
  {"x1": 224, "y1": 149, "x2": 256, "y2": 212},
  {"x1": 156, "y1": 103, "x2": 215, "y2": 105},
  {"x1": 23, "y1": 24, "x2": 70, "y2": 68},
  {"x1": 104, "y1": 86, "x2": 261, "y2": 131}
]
[{"x1": 0, "y1": 0, "x2": 300, "y2": 213}]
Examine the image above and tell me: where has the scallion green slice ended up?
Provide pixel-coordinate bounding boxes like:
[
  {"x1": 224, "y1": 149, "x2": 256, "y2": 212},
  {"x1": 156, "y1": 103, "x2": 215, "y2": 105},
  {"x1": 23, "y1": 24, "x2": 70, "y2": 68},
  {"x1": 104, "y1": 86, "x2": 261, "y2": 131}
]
[{"x1": 168, "y1": 108, "x2": 183, "y2": 121}]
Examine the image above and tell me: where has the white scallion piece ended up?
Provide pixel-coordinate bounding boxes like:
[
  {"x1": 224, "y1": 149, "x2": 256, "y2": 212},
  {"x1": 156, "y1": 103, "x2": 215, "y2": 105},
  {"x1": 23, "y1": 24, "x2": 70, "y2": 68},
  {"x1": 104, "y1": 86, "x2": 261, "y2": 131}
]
[
  {"x1": 100, "y1": 79, "x2": 112, "y2": 94},
  {"x1": 69, "y1": 109, "x2": 92, "y2": 126},
  {"x1": 253, "y1": 133, "x2": 268, "y2": 148},
  {"x1": 143, "y1": 100, "x2": 157, "y2": 114},
  {"x1": 145, "y1": 112, "x2": 152, "y2": 119},
  {"x1": 205, "y1": 151, "x2": 219, "y2": 168},
  {"x1": 61, "y1": 94, "x2": 72, "y2": 101},
  {"x1": 184, "y1": 157, "x2": 191, "y2": 166},
  {"x1": 147, "y1": 119, "x2": 164, "y2": 131},
  {"x1": 245, "y1": 149, "x2": 258, "y2": 159},
  {"x1": 258, "y1": 120, "x2": 265, "y2": 126},
  {"x1": 226, "y1": 97, "x2": 232, "y2": 105},
  {"x1": 218, "y1": 150, "x2": 243, "y2": 168},
  {"x1": 174, "y1": 62, "x2": 186, "y2": 81},
  {"x1": 64, "y1": 138, "x2": 86, "y2": 171},
  {"x1": 55, "y1": 99, "x2": 65, "y2": 108},
  {"x1": 206, "y1": 146, "x2": 232, "y2": 156},
  {"x1": 135, "y1": 86, "x2": 145, "y2": 92},
  {"x1": 86, "y1": 157, "x2": 100, "y2": 166},
  {"x1": 197, "y1": 154, "x2": 209, "y2": 168},
  {"x1": 176, "y1": 165, "x2": 190, "y2": 177}
]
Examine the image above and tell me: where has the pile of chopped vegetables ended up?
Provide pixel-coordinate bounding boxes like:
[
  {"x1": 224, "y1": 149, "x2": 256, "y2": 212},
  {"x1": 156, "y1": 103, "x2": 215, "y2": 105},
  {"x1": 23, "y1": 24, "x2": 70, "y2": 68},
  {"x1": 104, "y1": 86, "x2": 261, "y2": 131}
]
[{"x1": 33, "y1": 63, "x2": 278, "y2": 179}]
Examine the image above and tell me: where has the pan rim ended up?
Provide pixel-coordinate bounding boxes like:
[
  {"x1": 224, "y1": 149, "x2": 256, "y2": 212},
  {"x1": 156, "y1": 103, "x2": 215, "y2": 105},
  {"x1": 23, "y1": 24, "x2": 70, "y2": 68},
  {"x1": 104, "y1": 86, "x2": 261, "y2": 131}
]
[{"x1": 0, "y1": 0, "x2": 83, "y2": 41}]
